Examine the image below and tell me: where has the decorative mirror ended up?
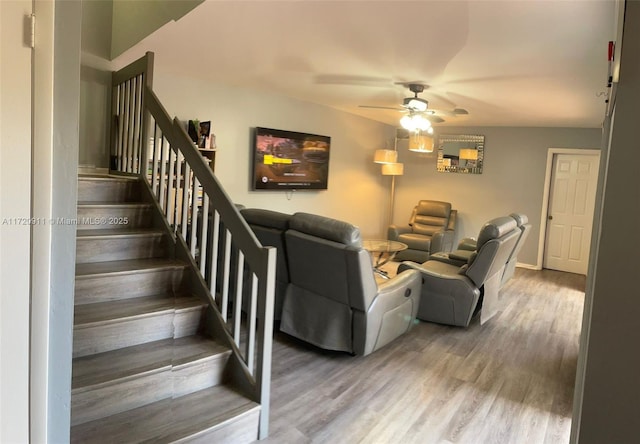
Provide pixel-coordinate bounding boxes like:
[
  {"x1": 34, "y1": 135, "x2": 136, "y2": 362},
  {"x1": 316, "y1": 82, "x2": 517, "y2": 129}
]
[{"x1": 437, "y1": 134, "x2": 484, "y2": 174}]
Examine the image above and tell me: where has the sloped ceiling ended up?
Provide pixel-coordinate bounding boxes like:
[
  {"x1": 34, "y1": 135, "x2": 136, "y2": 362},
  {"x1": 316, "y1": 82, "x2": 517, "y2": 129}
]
[
  {"x1": 111, "y1": 0, "x2": 204, "y2": 58},
  {"x1": 114, "y1": 0, "x2": 618, "y2": 128}
]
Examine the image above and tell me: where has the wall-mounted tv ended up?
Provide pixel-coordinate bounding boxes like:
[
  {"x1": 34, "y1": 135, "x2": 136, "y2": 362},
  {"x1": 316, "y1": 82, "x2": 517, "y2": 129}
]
[{"x1": 252, "y1": 127, "x2": 331, "y2": 190}]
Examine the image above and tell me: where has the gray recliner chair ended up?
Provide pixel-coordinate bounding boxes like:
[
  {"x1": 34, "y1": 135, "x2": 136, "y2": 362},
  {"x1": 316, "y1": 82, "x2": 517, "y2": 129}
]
[
  {"x1": 240, "y1": 208, "x2": 291, "y2": 321},
  {"x1": 280, "y1": 212, "x2": 422, "y2": 356},
  {"x1": 501, "y1": 213, "x2": 532, "y2": 286},
  {"x1": 388, "y1": 200, "x2": 457, "y2": 263},
  {"x1": 431, "y1": 212, "x2": 531, "y2": 287},
  {"x1": 398, "y1": 216, "x2": 520, "y2": 327}
]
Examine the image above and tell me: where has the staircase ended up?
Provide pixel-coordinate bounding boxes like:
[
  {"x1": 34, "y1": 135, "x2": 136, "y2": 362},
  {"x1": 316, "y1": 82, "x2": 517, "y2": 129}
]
[{"x1": 70, "y1": 174, "x2": 261, "y2": 443}]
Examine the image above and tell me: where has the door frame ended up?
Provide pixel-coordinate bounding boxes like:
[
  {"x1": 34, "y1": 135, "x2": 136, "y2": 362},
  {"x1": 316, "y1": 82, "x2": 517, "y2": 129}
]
[{"x1": 536, "y1": 148, "x2": 601, "y2": 270}]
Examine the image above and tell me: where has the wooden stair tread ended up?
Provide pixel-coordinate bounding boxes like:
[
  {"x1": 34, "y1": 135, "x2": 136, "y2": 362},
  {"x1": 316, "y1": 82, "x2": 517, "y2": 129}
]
[
  {"x1": 76, "y1": 227, "x2": 165, "y2": 238},
  {"x1": 78, "y1": 174, "x2": 138, "y2": 181},
  {"x1": 75, "y1": 258, "x2": 186, "y2": 278},
  {"x1": 74, "y1": 295, "x2": 206, "y2": 327},
  {"x1": 72, "y1": 336, "x2": 230, "y2": 391},
  {"x1": 70, "y1": 384, "x2": 259, "y2": 443}
]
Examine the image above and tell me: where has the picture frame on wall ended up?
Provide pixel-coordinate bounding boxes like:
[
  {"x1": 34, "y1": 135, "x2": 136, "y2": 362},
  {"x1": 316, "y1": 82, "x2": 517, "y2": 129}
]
[
  {"x1": 198, "y1": 121, "x2": 211, "y2": 148},
  {"x1": 187, "y1": 120, "x2": 214, "y2": 149}
]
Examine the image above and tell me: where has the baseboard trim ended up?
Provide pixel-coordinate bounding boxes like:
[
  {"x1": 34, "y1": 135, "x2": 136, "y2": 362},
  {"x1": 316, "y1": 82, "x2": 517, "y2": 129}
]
[{"x1": 516, "y1": 262, "x2": 540, "y2": 271}]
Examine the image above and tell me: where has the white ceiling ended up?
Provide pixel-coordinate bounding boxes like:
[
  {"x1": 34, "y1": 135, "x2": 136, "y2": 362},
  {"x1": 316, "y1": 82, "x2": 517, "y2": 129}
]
[{"x1": 116, "y1": 0, "x2": 618, "y2": 129}]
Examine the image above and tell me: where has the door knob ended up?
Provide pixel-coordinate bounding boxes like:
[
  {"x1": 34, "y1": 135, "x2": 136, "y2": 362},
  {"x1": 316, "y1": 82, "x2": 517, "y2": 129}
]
[{"x1": 548, "y1": 215, "x2": 553, "y2": 220}]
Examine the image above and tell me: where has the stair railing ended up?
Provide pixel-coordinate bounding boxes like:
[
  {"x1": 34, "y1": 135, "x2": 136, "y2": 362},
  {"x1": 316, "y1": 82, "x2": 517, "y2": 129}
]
[{"x1": 110, "y1": 52, "x2": 275, "y2": 439}]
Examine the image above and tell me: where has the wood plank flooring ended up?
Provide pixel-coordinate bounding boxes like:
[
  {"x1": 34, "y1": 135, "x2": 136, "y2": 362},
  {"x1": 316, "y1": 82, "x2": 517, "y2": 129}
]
[{"x1": 261, "y1": 268, "x2": 585, "y2": 443}]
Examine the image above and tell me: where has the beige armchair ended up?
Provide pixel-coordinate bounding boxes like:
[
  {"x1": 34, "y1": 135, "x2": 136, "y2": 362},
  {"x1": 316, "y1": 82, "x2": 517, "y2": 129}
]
[
  {"x1": 280, "y1": 212, "x2": 422, "y2": 356},
  {"x1": 388, "y1": 200, "x2": 457, "y2": 263}
]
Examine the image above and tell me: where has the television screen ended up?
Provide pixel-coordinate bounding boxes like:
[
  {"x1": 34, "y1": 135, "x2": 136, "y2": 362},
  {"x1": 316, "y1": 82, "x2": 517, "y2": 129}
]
[{"x1": 252, "y1": 127, "x2": 330, "y2": 190}]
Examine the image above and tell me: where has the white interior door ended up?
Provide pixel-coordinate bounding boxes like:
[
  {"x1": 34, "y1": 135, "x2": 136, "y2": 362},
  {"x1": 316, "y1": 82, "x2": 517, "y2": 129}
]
[{"x1": 543, "y1": 153, "x2": 599, "y2": 274}]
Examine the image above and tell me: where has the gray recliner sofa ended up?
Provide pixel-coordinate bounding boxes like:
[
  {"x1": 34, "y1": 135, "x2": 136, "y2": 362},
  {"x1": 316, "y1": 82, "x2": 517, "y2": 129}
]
[
  {"x1": 280, "y1": 212, "x2": 422, "y2": 356},
  {"x1": 240, "y1": 208, "x2": 291, "y2": 321},
  {"x1": 388, "y1": 200, "x2": 457, "y2": 263},
  {"x1": 398, "y1": 216, "x2": 520, "y2": 327}
]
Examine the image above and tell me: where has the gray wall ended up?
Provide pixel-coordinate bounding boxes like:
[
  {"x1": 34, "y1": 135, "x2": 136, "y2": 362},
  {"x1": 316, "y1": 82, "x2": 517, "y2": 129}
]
[
  {"x1": 132, "y1": 70, "x2": 603, "y2": 250},
  {"x1": 84, "y1": 58, "x2": 603, "y2": 255},
  {"x1": 394, "y1": 126, "x2": 602, "y2": 266},
  {"x1": 79, "y1": 0, "x2": 114, "y2": 169},
  {"x1": 153, "y1": 71, "x2": 395, "y2": 239},
  {"x1": 574, "y1": 1, "x2": 640, "y2": 442}
]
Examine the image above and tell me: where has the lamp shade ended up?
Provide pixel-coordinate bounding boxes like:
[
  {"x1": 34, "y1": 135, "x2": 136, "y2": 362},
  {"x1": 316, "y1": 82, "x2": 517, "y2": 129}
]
[
  {"x1": 381, "y1": 162, "x2": 404, "y2": 176},
  {"x1": 374, "y1": 149, "x2": 398, "y2": 164},
  {"x1": 408, "y1": 133, "x2": 434, "y2": 153}
]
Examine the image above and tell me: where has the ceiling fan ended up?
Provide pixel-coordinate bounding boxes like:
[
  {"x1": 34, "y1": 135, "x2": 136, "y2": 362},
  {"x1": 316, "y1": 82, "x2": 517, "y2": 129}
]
[{"x1": 359, "y1": 83, "x2": 469, "y2": 124}]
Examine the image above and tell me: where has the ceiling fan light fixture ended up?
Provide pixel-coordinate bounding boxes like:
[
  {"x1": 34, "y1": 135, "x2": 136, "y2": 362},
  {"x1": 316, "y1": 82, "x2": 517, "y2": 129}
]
[{"x1": 400, "y1": 113, "x2": 432, "y2": 132}]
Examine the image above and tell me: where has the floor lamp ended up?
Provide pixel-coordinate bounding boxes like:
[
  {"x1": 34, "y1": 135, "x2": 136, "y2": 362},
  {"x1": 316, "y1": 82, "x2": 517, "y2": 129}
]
[{"x1": 381, "y1": 162, "x2": 404, "y2": 227}]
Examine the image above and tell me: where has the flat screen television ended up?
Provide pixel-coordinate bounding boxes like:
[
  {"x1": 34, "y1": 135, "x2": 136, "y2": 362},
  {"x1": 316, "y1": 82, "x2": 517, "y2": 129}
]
[{"x1": 252, "y1": 127, "x2": 331, "y2": 190}]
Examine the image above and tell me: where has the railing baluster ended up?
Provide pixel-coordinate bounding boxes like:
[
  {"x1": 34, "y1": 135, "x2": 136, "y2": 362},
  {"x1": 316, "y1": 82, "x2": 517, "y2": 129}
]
[
  {"x1": 233, "y1": 251, "x2": 244, "y2": 345},
  {"x1": 123, "y1": 80, "x2": 132, "y2": 172},
  {"x1": 221, "y1": 230, "x2": 231, "y2": 323},
  {"x1": 127, "y1": 78, "x2": 137, "y2": 173},
  {"x1": 174, "y1": 151, "x2": 184, "y2": 229},
  {"x1": 151, "y1": 123, "x2": 159, "y2": 195},
  {"x1": 129, "y1": 76, "x2": 138, "y2": 173},
  {"x1": 158, "y1": 137, "x2": 168, "y2": 211},
  {"x1": 167, "y1": 148, "x2": 176, "y2": 226},
  {"x1": 189, "y1": 177, "x2": 200, "y2": 257},
  {"x1": 181, "y1": 163, "x2": 191, "y2": 239},
  {"x1": 200, "y1": 193, "x2": 210, "y2": 275},
  {"x1": 209, "y1": 210, "x2": 220, "y2": 302},
  {"x1": 134, "y1": 74, "x2": 144, "y2": 173},
  {"x1": 247, "y1": 273, "x2": 258, "y2": 374}
]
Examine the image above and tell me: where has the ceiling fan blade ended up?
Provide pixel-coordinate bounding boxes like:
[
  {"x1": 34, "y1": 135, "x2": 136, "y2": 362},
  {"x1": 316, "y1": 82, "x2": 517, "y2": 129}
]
[
  {"x1": 428, "y1": 109, "x2": 455, "y2": 117},
  {"x1": 426, "y1": 115, "x2": 445, "y2": 124},
  {"x1": 428, "y1": 107, "x2": 470, "y2": 117}
]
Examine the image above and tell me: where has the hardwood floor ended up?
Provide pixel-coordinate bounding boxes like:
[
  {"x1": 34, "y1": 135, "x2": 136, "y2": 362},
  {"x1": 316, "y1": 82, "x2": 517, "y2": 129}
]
[{"x1": 261, "y1": 268, "x2": 585, "y2": 443}]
